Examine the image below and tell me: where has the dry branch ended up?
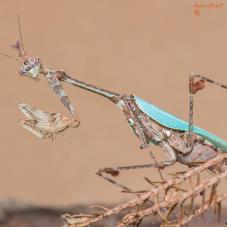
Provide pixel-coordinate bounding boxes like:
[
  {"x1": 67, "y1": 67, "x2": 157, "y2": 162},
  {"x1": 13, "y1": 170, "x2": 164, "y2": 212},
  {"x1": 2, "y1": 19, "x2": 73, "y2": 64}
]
[{"x1": 62, "y1": 153, "x2": 227, "y2": 227}]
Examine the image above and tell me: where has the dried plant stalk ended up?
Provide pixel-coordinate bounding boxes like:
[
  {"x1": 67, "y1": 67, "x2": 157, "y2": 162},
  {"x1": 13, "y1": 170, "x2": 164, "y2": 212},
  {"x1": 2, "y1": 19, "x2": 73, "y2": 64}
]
[
  {"x1": 117, "y1": 169, "x2": 227, "y2": 226},
  {"x1": 179, "y1": 193, "x2": 227, "y2": 226},
  {"x1": 62, "y1": 153, "x2": 227, "y2": 227}
]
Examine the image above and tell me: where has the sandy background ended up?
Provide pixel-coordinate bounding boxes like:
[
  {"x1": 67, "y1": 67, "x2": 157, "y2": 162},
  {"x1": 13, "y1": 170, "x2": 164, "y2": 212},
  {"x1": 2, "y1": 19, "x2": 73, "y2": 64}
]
[{"x1": 0, "y1": 0, "x2": 227, "y2": 206}]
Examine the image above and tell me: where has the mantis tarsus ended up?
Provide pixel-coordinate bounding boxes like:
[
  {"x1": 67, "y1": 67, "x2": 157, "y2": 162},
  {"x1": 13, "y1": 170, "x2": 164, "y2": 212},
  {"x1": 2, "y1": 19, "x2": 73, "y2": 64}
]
[{"x1": 1, "y1": 16, "x2": 227, "y2": 190}]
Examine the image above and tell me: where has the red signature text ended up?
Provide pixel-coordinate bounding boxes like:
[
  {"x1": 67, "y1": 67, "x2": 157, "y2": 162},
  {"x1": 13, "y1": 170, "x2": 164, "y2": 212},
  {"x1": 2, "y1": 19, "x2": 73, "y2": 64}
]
[{"x1": 194, "y1": 2, "x2": 224, "y2": 16}]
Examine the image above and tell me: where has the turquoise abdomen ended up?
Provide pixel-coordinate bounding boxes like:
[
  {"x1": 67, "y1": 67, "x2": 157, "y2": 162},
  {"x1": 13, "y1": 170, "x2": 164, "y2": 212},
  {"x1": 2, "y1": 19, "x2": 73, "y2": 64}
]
[{"x1": 135, "y1": 96, "x2": 227, "y2": 152}]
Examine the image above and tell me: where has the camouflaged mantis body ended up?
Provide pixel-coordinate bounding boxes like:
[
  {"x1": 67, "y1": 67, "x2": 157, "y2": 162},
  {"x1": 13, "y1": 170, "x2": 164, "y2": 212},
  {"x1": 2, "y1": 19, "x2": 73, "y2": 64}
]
[
  {"x1": 117, "y1": 95, "x2": 220, "y2": 168},
  {"x1": 16, "y1": 50, "x2": 225, "y2": 169},
  {"x1": 4, "y1": 34, "x2": 227, "y2": 171}
]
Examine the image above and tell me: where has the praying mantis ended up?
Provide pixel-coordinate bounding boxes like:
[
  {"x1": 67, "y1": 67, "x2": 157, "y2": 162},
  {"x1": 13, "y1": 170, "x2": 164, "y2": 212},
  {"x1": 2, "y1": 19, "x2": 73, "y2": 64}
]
[{"x1": 1, "y1": 16, "x2": 227, "y2": 190}]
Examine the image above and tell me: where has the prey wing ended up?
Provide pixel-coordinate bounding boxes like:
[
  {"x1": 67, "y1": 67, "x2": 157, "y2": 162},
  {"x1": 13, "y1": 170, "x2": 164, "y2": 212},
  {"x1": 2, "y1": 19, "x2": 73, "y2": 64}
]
[
  {"x1": 18, "y1": 103, "x2": 53, "y2": 122},
  {"x1": 18, "y1": 103, "x2": 78, "y2": 139},
  {"x1": 18, "y1": 103, "x2": 53, "y2": 139},
  {"x1": 18, "y1": 119, "x2": 52, "y2": 139}
]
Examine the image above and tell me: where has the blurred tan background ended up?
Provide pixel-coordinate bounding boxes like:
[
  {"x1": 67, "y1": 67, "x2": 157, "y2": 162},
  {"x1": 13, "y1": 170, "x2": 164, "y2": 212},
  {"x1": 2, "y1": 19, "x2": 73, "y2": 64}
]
[{"x1": 0, "y1": 0, "x2": 227, "y2": 206}]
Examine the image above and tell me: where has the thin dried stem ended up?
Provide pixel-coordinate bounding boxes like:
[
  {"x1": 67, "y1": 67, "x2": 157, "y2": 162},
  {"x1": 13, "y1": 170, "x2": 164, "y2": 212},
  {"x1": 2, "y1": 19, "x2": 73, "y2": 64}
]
[
  {"x1": 62, "y1": 154, "x2": 227, "y2": 227},
  {"x1": 117, "y1": 168, "x2": 227, "y2": 226}
]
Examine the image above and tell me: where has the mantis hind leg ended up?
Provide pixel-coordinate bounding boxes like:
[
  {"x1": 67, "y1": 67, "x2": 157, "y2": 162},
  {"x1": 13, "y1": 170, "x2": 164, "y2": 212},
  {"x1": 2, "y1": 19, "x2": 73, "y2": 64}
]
[
  {"x1": 95, "y1": 163, "x2": 161, "y2": 193},
  {"x1": 96, "y1": 163, "x2": 165, "y2": 192}
]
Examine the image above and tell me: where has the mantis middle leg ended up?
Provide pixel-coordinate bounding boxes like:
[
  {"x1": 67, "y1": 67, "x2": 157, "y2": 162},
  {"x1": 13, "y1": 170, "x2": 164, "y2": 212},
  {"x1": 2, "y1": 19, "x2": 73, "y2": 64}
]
[
  {"x1": 188, "y1": 73, "x2": 227, "y2": 148},
  {"x1": 96, "y1": 141, "x2": 176, "y2": 190}
]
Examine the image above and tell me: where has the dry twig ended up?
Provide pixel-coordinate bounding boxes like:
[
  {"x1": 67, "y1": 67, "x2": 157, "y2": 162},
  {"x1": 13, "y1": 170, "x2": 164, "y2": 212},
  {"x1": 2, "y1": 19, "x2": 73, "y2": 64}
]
[{"x1": 62, "y1": 154, "x2": 227, "y2": 227}]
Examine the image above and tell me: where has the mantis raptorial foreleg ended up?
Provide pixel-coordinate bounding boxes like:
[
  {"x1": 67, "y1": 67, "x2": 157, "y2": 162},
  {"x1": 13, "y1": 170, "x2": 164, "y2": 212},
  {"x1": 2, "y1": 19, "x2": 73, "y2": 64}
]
[{"x1": 96, "y1": 141, "x2": 176, "y2": 190}]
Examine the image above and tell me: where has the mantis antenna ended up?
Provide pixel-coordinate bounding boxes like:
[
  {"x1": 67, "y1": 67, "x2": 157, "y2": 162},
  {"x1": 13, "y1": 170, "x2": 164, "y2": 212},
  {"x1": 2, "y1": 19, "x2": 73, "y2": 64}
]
[
  {"x1": 0, "y1": 15, "x2": 25, "y2": 63},
  {"x1": 0, "y1": 52, "x2": 22, "y2": 63},
  {"x1": 17, "y1": 14, "x2": 26, "y2": 57}
]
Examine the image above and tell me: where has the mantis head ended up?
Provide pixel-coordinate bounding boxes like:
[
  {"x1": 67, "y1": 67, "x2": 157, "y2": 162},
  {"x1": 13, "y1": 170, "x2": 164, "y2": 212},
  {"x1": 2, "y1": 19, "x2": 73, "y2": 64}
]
[
  {"x1": 11, "y1": 40, "x2": 42, "y2": 81},
  {"x1": 19, "y1": 57, "x2": 42, "y2": 80},
  {"x1": 0, "y1": 15, "x2": 43, "y2": 81}
]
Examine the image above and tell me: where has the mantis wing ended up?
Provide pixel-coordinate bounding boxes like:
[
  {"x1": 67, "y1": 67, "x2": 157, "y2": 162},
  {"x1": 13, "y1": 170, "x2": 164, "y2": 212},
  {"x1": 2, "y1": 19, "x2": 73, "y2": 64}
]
[{"x1": 135, "y1": 96, "x2": 227, "y2": 152}]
